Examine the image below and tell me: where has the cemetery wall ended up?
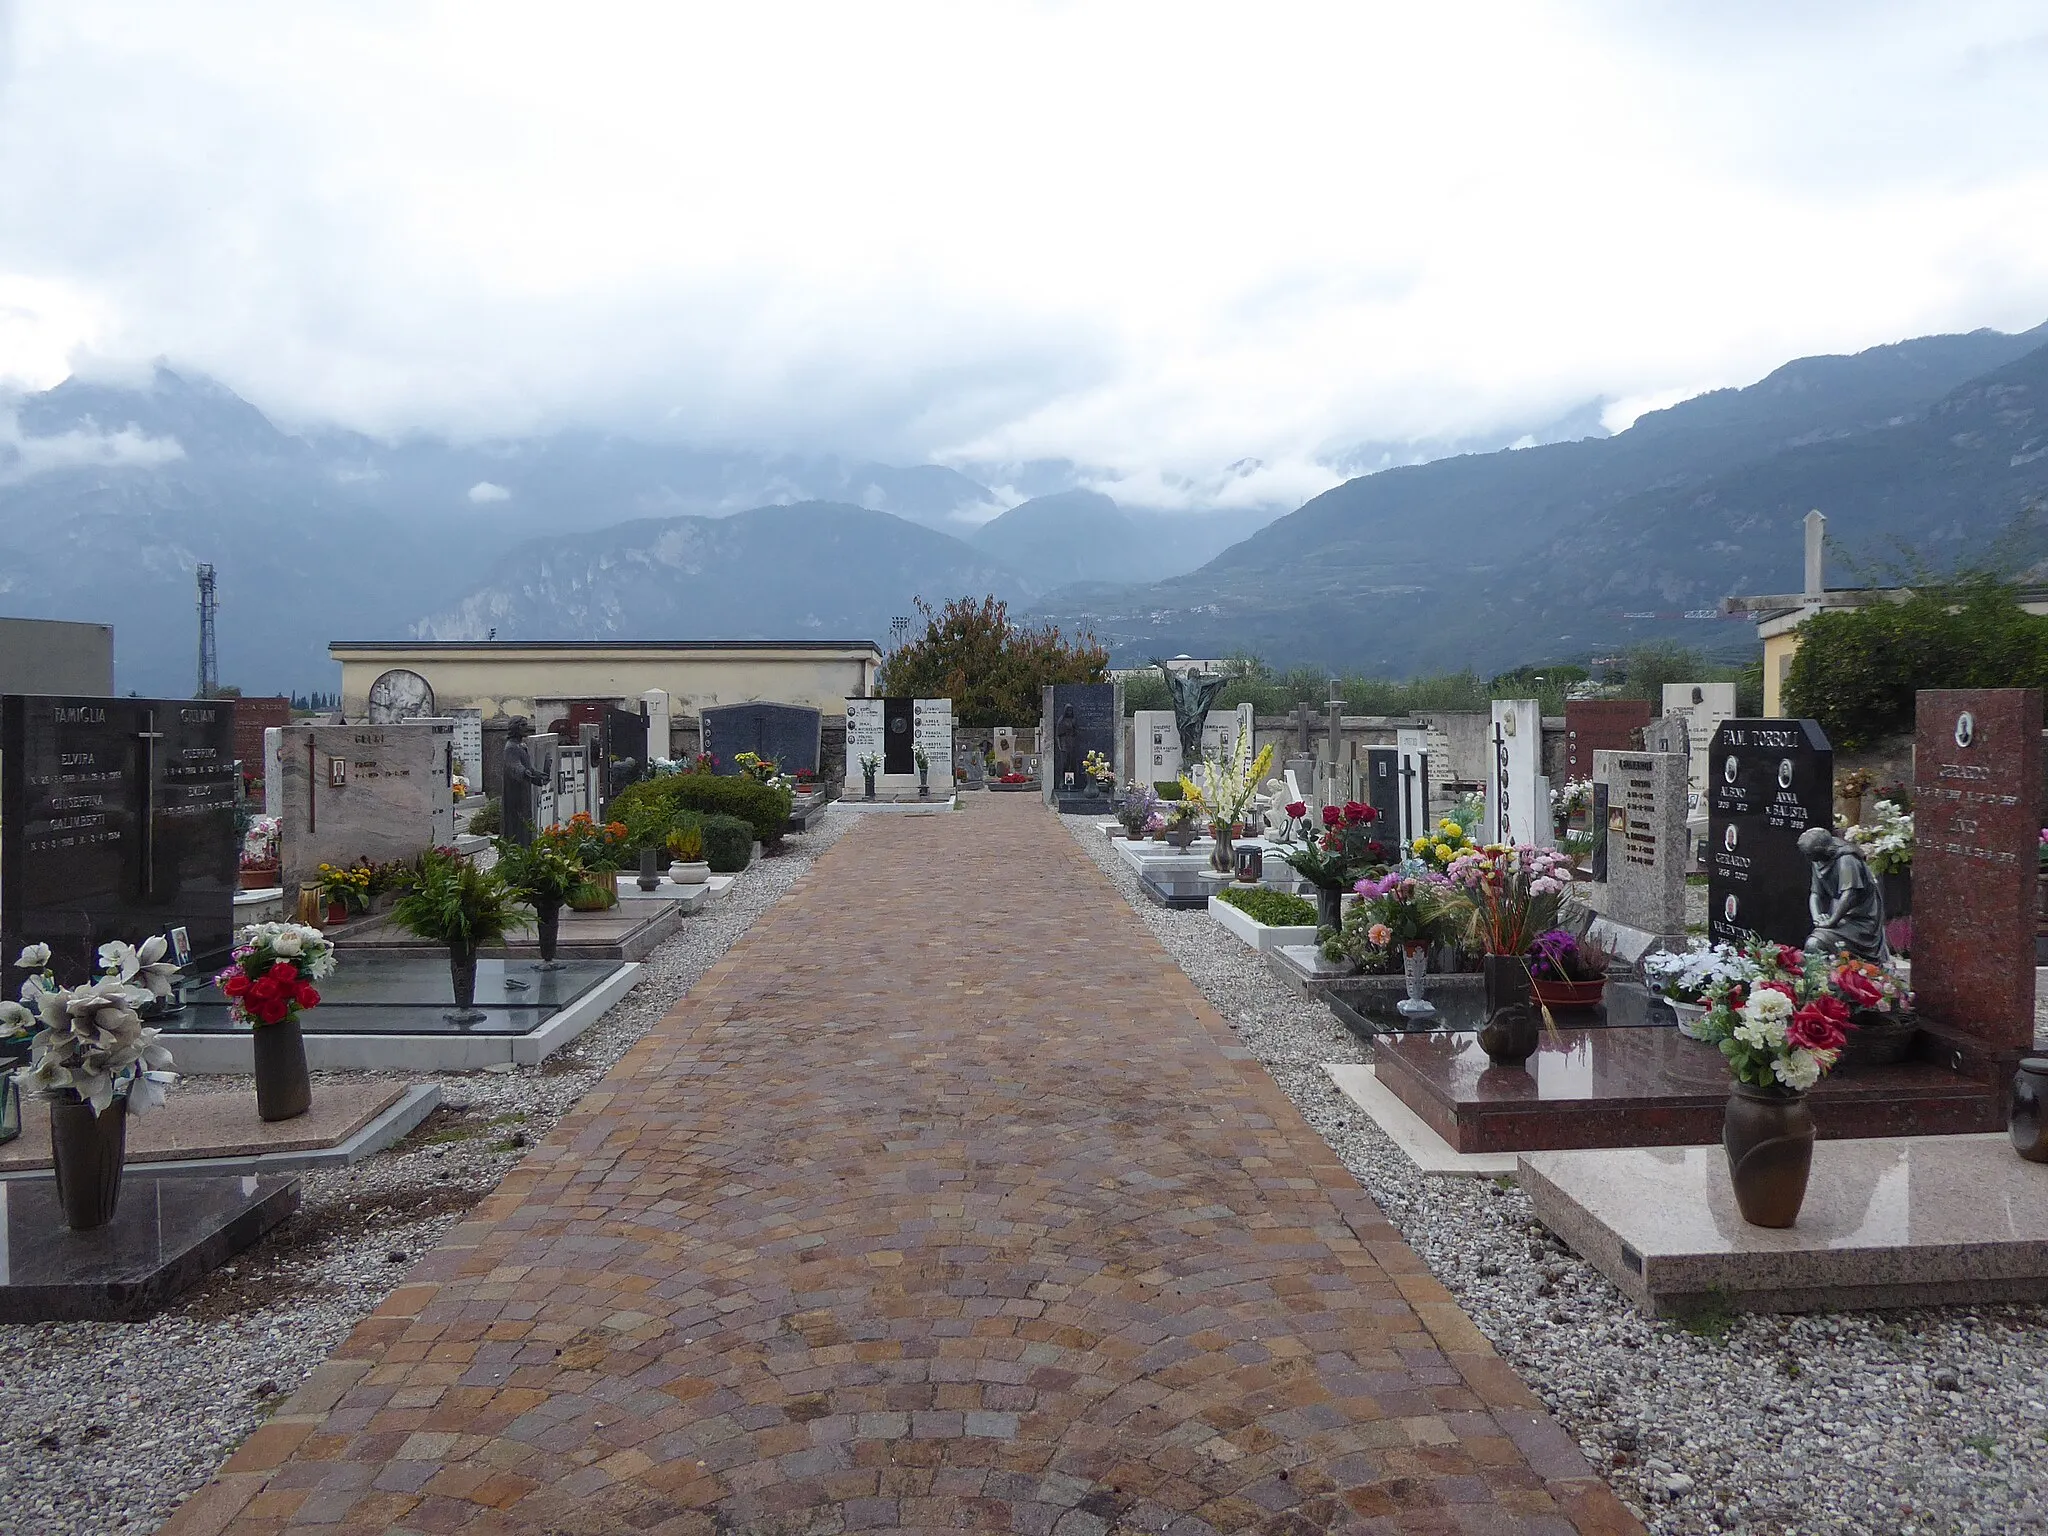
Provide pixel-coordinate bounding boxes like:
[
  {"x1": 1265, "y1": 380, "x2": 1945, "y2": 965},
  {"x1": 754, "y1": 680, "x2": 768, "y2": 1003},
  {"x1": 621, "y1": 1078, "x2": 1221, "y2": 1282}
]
[
  {"x1": 331, "y1": 639, "x2": 883, "y2": 723},
  {"x1": 0, "y1": 617, "x2": 114, "y2": 695}
]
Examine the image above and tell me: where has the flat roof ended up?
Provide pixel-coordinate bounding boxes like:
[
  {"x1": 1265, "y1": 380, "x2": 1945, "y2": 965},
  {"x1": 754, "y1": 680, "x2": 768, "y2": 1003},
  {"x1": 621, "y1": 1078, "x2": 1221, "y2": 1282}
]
[{"x1": 331, "y1": 639, "x2": 883, "y2": 656}]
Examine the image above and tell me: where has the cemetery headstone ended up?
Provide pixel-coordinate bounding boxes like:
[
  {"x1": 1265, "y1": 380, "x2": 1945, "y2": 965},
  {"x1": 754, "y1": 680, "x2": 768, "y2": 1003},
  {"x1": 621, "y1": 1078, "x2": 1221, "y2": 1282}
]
[
  {"x1": 1643, "y1": 714, "x2": 1689, "y2": 757},
  {"x1": 640, "y1": 689, "x2": 672, "y2": 765},
  {"x1": 1365, "y1": 746, "x2": 1399, "y2": 834},
  {"x1": 882, "y1": 697, "x2": 916, "y2": 775},
  {"x1": 263, "y1": 725, "x2": 285, "y2": 818},
  {"x1": 913, "y1": 698, "x2": 953, "y2": 788},
  {"x1": 1, "y1": 695, "x2": 239, "y2": 977},
  {"x1": 1045, "y1": 683, "x2": 1116, "y2": 805},
  {"x1": 1564, "y1": 699, "x2": 1652, "y2": 779},
  {"x1": 1911, "y1": 688, "x2": 2042, "y2": 1050},
  {"x1": 1664, "y1": 682, "x2": 1736, "y2": 813},
  {"x1": 449, "y1": 709, "x2": 485, "y2": 785},
  {"x1": 529, "y1": 732, "x2": 560, "y2": 832},
  {"x1": 1590, "y1": 749, "x2": 1689, "y2": 940},
  {"x1": 1395, "y1": 728, "x2": 1431, "y2": 845},
  {"x1": 1706, "y1": 718, "x2": 1832, "y2": 947},
  {"x1": 1486, "y1": 700, "x2": 1542, "y2": 845},
  {"x1": 844, "y1": 699, "x2": 884, "y2": 791},
  {"x1": 702, "y1": 702, "x2": 823, "y2": 779},
  {"x1": 1133, "y1": 708, "x2": 1181, "y2": 783},
  {"x1": 1202, "y1": 702, "x2": 1256, "y2": 768},
  {"x1": 277, "y1": 720, "x2": 456, "y2": 900}
]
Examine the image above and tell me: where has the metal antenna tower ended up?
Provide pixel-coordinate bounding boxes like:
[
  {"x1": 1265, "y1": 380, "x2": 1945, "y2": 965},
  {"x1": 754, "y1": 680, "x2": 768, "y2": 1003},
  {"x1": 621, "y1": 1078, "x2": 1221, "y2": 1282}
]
[{"x1": 196, "y1": 563, "x2": 218, "y2": 698}]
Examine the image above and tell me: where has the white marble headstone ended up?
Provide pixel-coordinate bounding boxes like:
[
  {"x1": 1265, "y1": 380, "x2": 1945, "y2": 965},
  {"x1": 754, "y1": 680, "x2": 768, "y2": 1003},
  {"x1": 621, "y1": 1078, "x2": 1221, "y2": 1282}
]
[
  {"x1": 263, "y1": 725, "x2": 284, "y2": 818},
  {"x1": 1395, "y1": 727, "x2": 1430, "y2": 846},
  {"x1": 844, "y1": 698, "x2": 884, "y2": 790},
  {"x1": 640, "y1": 690, "x2": 672, "y2": 764},
  {"x1": 1485, "y1": 699, "x2": 1542, "y2": 846},
  {"x1": 1662, "y1": 682, "x2": 1736, "y2": 814}
]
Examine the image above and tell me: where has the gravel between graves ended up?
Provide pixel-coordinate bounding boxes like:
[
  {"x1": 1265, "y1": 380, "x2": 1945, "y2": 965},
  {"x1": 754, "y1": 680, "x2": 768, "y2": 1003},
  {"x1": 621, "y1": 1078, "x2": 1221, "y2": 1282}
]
[
  {"x1": 0, "y1": 808, "x2": 856, "y2": 1536},
  {"x1": 1067, "y1": 815, "x2": 2048, "y2": 1536}
]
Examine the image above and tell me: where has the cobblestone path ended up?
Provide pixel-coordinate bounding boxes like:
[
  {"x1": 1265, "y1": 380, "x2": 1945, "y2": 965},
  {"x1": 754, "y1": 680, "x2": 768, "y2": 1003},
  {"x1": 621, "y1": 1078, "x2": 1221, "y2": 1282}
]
[{"x1": 164, "y1": 796, "x2": 1639, "y2": 1536}]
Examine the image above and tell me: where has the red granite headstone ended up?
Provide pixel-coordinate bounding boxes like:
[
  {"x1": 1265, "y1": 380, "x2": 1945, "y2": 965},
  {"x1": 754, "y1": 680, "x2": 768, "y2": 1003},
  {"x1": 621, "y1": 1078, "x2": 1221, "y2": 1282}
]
[
  {"x1": 232, "y1": 696, "x2": 291, "y2": 775},
  {"x1": 1564, "y1": 699, "x2": 1653, "y2": 778},
  {"x1": 1912, "y1": 688, "x2": 2042, "y2": 1050}
]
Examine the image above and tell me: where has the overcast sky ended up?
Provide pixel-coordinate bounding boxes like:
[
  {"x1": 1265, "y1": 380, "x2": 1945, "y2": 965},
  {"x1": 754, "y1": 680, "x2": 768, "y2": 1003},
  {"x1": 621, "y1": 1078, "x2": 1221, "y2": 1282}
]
[{"x1": 3, "y1": 1, "x2": 2046, "y2": 511}]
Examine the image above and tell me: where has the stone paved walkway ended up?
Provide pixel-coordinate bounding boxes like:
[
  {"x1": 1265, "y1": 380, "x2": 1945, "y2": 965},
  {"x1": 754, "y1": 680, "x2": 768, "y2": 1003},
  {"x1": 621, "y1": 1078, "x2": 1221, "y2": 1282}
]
[{"x1": 164, "y1": 796, "x2": 1639, "y2": 1536}]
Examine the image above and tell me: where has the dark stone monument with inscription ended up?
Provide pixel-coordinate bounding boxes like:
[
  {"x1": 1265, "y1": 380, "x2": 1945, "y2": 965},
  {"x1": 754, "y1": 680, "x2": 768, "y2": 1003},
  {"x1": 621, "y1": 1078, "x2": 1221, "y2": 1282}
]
[
  {"x1": 1, "y1": 695, "x2": 238, "y2": 978},
  {"x1": 1565, "y1": 699, "x2": 1653, "y2": 779},
  {"x1": 1045, "y1": 682, "x2": 1117, "y2": 813},
  {"x1": 1912, "y1": 688, "x2": 2041, "y2": 1053},
  {"x1": 701, "y1": 703, "x2": 823, "y2": 778},
  {"x1": 1707, "y1": 718, "x2": 1833, "y2": 948},
  {"x1": 1365, "y1": 746, "x2": 1400, "y2": 831}
]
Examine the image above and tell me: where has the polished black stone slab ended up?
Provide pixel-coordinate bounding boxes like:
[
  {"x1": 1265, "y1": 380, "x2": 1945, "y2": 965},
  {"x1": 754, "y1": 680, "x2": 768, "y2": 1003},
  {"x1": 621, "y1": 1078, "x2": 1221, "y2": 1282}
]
[
  {"x1": 0, "y1": 1174, "x2": 299, "y2": 1321},
  {"x1": 1138, "y1": 867, "x2": 1230, "y2": 910},
  {"x1": 703, "y1": 703, "x2": 823, "y2": 777},
  {"x1": 160, "y1": 956, "x2": 620, "y2": 1037},
  {"x1": 1328, "y1": 977, "x2": 1676, "y2": 1038}
]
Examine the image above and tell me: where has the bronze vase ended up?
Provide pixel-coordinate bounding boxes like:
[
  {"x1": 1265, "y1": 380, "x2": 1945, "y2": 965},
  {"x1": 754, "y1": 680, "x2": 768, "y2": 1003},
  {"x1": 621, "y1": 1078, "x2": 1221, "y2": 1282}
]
[
  {"x1": 1315, "y1": 885, "x2": 1344, "y2": 934},
  {"x1": 252, "y1": 1017, "x2": 313, "y2": 1122},
  {"x1": 1210, "y1": 824, "x2": 1235, "y2": 875},
  {"x1": 50, "y1": 1091, "x2": 128, "y2": 1231},
  {"x1": 446, "y1": 940, "x2": 484, "y2": 1025},
  {"x1": 2012, "y1": 1056, "x2": 2048, "y2": 1163},
  {"x1": 1477, "y1": 954, "x2": 1538, "y2": 1068},
  {"x1": 1723, "y1": 1082, "x2": 1815, "y2": 1227}
]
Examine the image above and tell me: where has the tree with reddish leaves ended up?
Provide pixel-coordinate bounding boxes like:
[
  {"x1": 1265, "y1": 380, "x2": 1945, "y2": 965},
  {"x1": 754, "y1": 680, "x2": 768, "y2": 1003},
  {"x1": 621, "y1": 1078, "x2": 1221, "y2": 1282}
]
[{"x1": 877, "y1": 595, "x2": 1109, "y2": 727}]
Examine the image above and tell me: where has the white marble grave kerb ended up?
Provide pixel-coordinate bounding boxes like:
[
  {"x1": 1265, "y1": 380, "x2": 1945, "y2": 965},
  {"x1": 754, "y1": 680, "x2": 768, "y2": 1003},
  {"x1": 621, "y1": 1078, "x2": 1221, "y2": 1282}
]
[
  {"x1": 1485, "y1": 699, "x2": 1542, "y2": 846},
  {"x1": 1591, "y1": 748, "x2": 1688, "y2": 939}
]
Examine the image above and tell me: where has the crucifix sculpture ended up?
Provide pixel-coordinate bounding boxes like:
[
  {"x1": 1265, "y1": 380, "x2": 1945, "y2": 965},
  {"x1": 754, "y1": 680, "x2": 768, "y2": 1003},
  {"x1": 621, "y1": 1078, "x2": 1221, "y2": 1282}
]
[
  {"x1": 136, "y1": 710, "x2": 165, "y2": 895},
  {"x1": 1155, "y1": 661, "x2": 1228, "y2": 767}
]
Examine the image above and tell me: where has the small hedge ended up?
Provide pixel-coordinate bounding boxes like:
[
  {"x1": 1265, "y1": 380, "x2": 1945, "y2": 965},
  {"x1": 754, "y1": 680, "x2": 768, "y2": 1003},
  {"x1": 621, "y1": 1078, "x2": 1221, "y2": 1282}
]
[
  {"x1": 1215, "y1": 886, "x2": 1318, "y2": 927},
  {"x1": 700, "y1": 813, "x2": 754, "y2": 873},
  {"x1": 609, "y1": 773, "x2": 792, "y2": 847}
]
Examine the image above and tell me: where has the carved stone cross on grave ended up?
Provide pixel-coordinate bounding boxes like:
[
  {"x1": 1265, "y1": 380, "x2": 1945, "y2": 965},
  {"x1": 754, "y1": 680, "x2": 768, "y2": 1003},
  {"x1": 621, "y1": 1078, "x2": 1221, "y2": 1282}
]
[
  {"x1": 1492, "y1": 720, "x2": 1511, "y2": 843},
  {"x1": 1399, "y1": 756, "x2": 1419, "y2": 844},
  {"x1": 1291, "y1": 701, "x2": 1316, "y2": 755},
  {"x1": 135, "y1": 710, "x2": 165, "y2": 894}
]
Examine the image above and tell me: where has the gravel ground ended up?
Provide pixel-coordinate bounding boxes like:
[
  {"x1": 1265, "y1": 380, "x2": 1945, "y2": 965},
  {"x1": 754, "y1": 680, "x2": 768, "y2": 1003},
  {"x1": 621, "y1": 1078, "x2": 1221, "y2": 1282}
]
[
  {"x1": 1066, "y1": 815, "x2": 2048, "y2": 1536},
  {"x1": 0, "y1": 807, "x2": 856, "y2": 1536}
]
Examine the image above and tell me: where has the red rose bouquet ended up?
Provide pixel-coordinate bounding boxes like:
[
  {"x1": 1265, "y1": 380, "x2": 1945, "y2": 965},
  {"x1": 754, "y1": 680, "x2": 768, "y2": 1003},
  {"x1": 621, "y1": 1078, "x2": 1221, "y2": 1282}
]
[{"x1": 216, "y1": 922, "x2": 335, "y2": 1028}]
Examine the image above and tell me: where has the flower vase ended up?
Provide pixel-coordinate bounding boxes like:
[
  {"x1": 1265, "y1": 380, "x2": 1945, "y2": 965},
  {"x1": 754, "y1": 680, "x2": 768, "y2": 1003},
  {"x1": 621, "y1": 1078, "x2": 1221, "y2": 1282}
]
[
  {"x1": 50, "y1": 1091, "x2": 128, "y2": 1230},
  {"x1": 2010, "y1": 1056, "x2": 2048, "y2": 1163},
  {"x1": 1669, "y1": 999, "x2": 1708, "y2": 1039},
  {"x1": 1315, "y1": 886, "x2": 1343, "y2": 935},
  {"x1": 1210, "y1": 824, "x2": 1235, "y2": 875},
  {"x1": 535, "y1": 898, "x2": 563, "y2": 969},
  {"x1": 326, "y1": 900, "x2": 349, "y2": 926},
  {"x1": 1397, "y1": 943, "x2": 1435, "y2": 1018},
  {"x1": 1723, "y1": 1082, "x2": 1815, "y2": 1227},
  {"x1": 918, "y1": 766, "x2": 930, "y2": 797},
  {"x1": 1477, "y1": 954, "x2": 1538, "y2": 1068},
  {"x1": 446, "y1": 940, "x2": 485, "y2": 1026},
  {"x1": 863, "y1": 771, "x2": 876, "y2": 801},
  {"x1": 252, "y1": 1017, "x2": 313, "y2": 1122}
]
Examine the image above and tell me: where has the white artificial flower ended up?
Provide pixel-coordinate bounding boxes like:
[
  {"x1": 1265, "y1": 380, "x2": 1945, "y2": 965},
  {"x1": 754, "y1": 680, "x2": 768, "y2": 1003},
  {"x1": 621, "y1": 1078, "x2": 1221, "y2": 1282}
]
[
  {"x1": 0, "y1": 1000, "x2": 32, "y2": 1034},
  {"x1": 1773, "y1": 1050, "x2": 1822, "y2": 1092},
  {"x1": 272, "y1": 931, "x2": 303, "y2": 958},
  {"x1": 98, "y1": 939, "x2": 138, "y2": 979},
  {"x1": 15, "y1": 942, "x2": 50, "y2": 971}
]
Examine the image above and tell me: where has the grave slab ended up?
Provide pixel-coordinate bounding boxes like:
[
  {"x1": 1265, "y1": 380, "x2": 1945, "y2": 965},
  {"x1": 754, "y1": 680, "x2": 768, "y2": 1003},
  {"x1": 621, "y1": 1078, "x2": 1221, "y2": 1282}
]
[
  {"x1": 334, "y1": 899, "x2": 682, "y2": 961},
  {"x1": 1324, "y1": 974, "x2": 1647, "y2": 1036},
  {"x1": 0, "y1": 1174, "x2": 300, "y2": 1322},
  {"x1": 1521, "y1": 1134, "x2": 2048, "y2": 1316},
  {"x1": 1137, "y1": 865, "x2": 1230, "y2": 910},
  {"x1": 0, "y1": 1080, "x2": 437, "y2": 1178},
  {"x1": 1324, "y1": 1064, "x2": 1518, "y2": 1176},
  {"x1": 1374, "y1": 1021, "x2": 2010, "y2": 1154}
]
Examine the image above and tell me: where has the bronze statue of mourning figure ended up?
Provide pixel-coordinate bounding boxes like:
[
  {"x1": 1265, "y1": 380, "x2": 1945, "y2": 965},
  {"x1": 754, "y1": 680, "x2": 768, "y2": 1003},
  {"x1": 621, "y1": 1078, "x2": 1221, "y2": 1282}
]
[
  {"x1": 1155, "y1": 660, "x2": 1229, "y2": 767},
  {"x1": 500, "y1": 718, "x2": 551, "y2": 846},
  {"x1": 1799, "y1": 825, "x2": 1889, "y2": 965}
]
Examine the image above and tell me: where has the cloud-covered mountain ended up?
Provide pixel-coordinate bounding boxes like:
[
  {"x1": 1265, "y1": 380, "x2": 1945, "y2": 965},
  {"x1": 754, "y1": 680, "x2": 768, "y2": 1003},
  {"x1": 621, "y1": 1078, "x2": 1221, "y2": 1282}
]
[{"x1": 1031, "y1": 322, "x2": 2048, "y2": 674}]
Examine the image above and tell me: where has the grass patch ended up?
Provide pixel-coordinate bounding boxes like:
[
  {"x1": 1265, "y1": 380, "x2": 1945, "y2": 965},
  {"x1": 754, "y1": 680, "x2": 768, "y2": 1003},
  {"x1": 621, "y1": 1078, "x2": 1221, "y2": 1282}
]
[
  {"x1": 1215, "y1": 886, "x2": 1318, "y2": 927},
  {"x1": 1672, "y1": 1289, "x2": 1741, "y2": 1340}
]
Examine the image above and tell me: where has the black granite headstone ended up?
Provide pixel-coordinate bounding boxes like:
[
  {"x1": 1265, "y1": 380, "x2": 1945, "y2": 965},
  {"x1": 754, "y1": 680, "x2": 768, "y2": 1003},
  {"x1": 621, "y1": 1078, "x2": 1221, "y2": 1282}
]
[
  {"x1": 601, "y1": 706, "x2": 648, "y2": 799},
  {"x1": 1, "y1": 695, "x2": 238, "y2": 980},
  {"x1": 1707, "y1": 718, "x2": 1833, "y2": 948},
  {"x1": 1365, "y1": 747, "x2": 1399, "y2": 832},
  {"x1": 883, "y1": 697, "x2": 915, "y2": 775},
  {"x1": 1048, "y1": 682, "x2": 1116, "y2": 811},
  {"x1": 701, "y1": 703, "x2": 824, "y2": 777}
]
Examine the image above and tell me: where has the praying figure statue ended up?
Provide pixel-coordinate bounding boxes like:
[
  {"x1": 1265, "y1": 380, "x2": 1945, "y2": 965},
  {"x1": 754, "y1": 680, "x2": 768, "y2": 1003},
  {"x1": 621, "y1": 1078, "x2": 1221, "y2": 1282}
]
[
  {"x1": 500, "y1": 718, "x2": 551, "y2": 846},
  {"x1": 1799, "y1": 826, "x2": 1889, "y2": 965},
  {"x1": 1155, "y1": 660, "x2": 1229, "y2": 766}
]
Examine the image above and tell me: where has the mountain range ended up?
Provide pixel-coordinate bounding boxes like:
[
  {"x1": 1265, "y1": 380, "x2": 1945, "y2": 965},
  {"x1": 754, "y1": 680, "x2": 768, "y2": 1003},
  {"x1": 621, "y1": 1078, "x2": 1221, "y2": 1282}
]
[{"x1": 2, "y1": 318, "x2": 2044, "y2": 695}]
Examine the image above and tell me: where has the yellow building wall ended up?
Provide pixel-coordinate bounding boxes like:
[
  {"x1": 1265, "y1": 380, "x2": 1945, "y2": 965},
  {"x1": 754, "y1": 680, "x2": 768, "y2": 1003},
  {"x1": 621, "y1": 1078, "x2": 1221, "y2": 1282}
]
[
  {"x1": 335, "y1": 647, "x2": 879, "y2": 723},
  {"x1": 1762, "y1": 630, "x2": 1800, "y2": 717}
]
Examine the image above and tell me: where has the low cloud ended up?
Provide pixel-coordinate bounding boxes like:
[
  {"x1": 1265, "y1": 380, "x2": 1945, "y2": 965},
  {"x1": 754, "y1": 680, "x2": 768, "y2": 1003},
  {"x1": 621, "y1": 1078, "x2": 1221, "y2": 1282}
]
[
  {"x1": 466, "y1": 481, "x2": 511, "y2": 503},
  {"x1": 0, "y1": 411, "x2": 185, "y2": 484}
]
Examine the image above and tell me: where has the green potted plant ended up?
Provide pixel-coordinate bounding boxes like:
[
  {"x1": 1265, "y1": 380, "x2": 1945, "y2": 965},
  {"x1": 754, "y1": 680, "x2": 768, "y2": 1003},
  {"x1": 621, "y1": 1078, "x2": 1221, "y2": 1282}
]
[
  {"x1": 389, "y1": 850, "x2": 530, "y2": 1023},
  {"x1": 5, "y1": 938, "x2": 180, "y2": 1229},
  {"x1": 664, "y1": 822, "x2": 710, "y2": 885},
  {"x1": 493, "y1": 838, "x2": 585, "y2": 968}
]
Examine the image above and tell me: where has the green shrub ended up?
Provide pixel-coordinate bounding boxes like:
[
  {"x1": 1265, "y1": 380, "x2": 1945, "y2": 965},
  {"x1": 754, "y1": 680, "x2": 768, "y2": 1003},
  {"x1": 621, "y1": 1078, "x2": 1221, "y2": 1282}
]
[
  {"x1": 609, "y1": 774, "x2": 792, "y2": 847},
  {"x1": 466, "y1": 798, "x2": 501, "y2": 835},
  {"x1": 700, "y1": 813, "x2": 753, "y2": 873},
  {"x1": 1784, "y1": 577, "x2": 2048, "y2": 747},
  {"x1": 1215, "y1": 886, "x2": 1318, "y2": 927}
]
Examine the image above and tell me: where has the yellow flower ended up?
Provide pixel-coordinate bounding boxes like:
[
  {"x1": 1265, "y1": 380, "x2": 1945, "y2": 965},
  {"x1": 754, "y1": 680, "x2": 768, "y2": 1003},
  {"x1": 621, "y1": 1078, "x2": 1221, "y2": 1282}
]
[{"x1": 1434, "y1": 843, "x2": 1452, "y2": 861}]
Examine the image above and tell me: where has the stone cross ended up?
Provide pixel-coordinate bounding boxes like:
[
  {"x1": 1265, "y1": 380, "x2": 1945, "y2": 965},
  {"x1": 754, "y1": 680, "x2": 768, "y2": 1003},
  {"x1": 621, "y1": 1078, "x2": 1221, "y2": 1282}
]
[
  {"x1": 1325, "y1": 699, "x2": 1344, "y2": 802},
  {"x1": 1292, "y1": 701, "x2": 1316, "y2": 755},
  {"x1": 135, "y1": 710, "x2": 165, "y2": 893}
]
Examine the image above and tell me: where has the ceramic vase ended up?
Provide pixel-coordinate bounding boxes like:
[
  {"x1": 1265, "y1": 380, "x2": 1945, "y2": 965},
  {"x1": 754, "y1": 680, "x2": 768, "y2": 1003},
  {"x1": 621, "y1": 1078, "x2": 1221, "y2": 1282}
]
[
  {"x1": 1723, "y1": 1082, "x2": 1815, "y2": 1227},
  {"x1": 50, "y1": 1091, "x2": 128, "y2": 1230},
  {"x1": 1669, "y1": 999, "x2": 1708, "y2": 1039},
  {"x1": 535, "y1": 899, "x2": 562, "y2": 966},
  {"x1": 252, "y1": 1017, "x2": 313, "y2": 1121},
  {"x1": 2012, "y1": 1056, "x2": 2048, "y2": 1163},
  {"x1": 1477, "y1": 954, "x2": 1538, "y2": 1068}
]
